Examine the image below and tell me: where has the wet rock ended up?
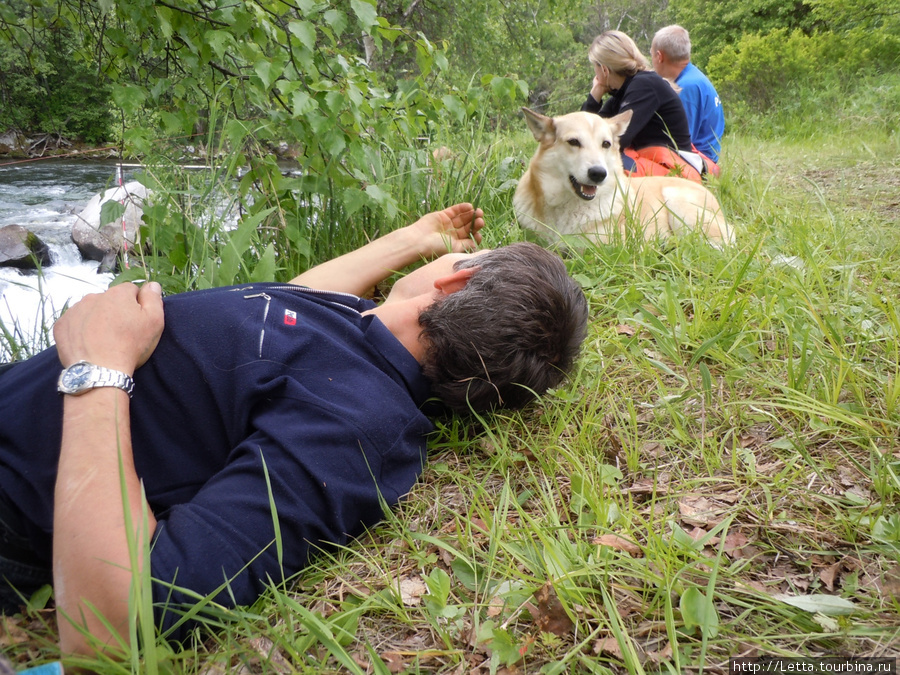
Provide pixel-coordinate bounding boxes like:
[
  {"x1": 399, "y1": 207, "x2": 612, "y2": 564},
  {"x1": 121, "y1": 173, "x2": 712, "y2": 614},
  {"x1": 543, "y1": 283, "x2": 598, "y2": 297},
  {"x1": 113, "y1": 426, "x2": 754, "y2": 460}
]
[
  {"x1": 0, "y1": 224, "x2": 52, "y2": 270},
  {"x1": 72, "y1": 181, "x2": 150, "y2": 268},
  {"x1": 0, "y1": 129, "x2": 29, "y2": 157}
]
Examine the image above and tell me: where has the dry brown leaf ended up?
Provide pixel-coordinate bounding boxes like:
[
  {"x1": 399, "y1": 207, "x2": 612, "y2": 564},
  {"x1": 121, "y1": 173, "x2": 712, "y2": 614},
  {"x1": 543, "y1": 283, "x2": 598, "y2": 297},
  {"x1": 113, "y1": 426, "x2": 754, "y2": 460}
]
[
  {"x1": 686, "y1": 525, "x2": 714, "y2": 543},
  {"x1": 470, "y1": 517, "x2": 490, "y2": 534},
  {"x1": 678, "y1": 496, "x2": 725, "y2": 527},
  {"x1": 641, "y1": 441, "x2": 665, "y2": 458},
  {"x1": 723, "y1": 530, "x2": 753, "y2": 559},
  {"x1": 882, "y1": 565, "x2": 900, "y2": 598},
  {"x1": 352, "y1": 650, "x2": 371, "y2": 670},
  {"x1": 382, "y1": 652, "x2": 407, "y2": 674},
  {"x1": 819, "y1": 561, "x2": 843, "y2": 592},
  {"x1": 439, "y1": 547, "x2": 455, "y2": 567},
  {"x1": 496, "y1": 667, "x2": 522, "y2": 675},
  {"x1": 399, "y1": 576, "x2": 428, "y2": 606},
  {"x1": 593, "y1": 636, "x2": 623, "y2": 658},
  {"x1": 625, "y1": 478, "x2": 668, "y2": 495},
  {"x1": 716, "y1": 491, "x2": 741, "y2": 504},
  {"x1": 645, "y1": 640, "x2": 674, "y2": 664},
  {"x1": 736, "y1": 579, "x2": 771, "y2": 595},
  {"x1": 592, "y1": 534, "x2": 643, "y2": 557},
  {"x1": 0, "y1": 618, "x2": 30, "y2": 649},
  {"x1": 723, "y1": 531, "x2": 748, "y2": 548},
  {"x1": 249, "y1": 637, "x2": 291, "y2": 674},
  {"x1": 616, "y1": 323, "x2": 636, "y2": 337},
  {"x1": 531, "y1": 582, "x2": 575, "y2": 637},
  {"x1": 486, "y1": 595, "x2": 504, "y2": 617}
]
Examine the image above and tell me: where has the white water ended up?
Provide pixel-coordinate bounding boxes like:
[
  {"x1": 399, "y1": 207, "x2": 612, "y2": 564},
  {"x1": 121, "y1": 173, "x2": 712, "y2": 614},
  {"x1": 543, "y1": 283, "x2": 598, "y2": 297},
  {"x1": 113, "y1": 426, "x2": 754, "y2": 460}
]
[{"x1": 0, "y1": 160, "x2": 134, "y2": 357}]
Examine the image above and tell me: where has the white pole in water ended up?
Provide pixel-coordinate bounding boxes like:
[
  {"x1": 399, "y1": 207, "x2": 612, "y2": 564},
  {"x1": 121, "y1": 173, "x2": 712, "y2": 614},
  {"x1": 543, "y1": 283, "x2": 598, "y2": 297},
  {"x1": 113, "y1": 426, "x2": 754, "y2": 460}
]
[{"x1": 116, "y1": 163, "x2": 129, "y2": 269}]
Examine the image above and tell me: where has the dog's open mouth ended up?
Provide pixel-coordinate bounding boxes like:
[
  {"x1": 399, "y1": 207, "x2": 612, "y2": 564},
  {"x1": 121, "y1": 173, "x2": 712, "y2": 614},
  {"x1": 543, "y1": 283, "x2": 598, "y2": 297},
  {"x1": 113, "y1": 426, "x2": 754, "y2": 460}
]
[{"x1": 569, "y1": 176, "x2": 597, "y2": 201}]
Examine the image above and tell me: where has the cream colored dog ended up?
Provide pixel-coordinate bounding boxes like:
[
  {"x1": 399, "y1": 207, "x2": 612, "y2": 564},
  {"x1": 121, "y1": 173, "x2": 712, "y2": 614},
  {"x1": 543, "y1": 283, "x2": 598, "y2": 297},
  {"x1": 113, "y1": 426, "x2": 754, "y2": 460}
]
[{"x1": 513, "y1": 107, "x2": 734, "y2": 246}]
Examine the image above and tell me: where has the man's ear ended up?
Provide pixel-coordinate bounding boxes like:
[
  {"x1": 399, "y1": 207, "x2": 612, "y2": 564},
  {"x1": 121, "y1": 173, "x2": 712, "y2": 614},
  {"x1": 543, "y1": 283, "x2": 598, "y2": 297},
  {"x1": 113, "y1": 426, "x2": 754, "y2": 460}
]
[{"x1": 434, "y1": 266, "x2": 478, "y2": 295}]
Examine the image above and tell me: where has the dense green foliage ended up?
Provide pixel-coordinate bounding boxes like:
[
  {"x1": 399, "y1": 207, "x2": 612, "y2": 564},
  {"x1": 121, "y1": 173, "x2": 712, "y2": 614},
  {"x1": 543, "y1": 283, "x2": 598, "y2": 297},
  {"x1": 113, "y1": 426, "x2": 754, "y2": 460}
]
[
  {"x1": 4, "y1": 0, "x2": 900, "y2": 150},
  {"x1": 0, "y1": 1, "x2": 113, "y2": 143},
  {"x1": 672, "y1": 0, "x2": 900, "y2": 114}
]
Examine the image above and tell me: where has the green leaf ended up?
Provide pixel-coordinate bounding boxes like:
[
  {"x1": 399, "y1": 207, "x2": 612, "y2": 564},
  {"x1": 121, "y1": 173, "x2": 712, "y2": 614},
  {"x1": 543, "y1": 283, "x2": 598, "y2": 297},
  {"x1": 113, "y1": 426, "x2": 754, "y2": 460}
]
[
  {"x1": 426, "y1": 567, "x2": 451, "y2": 603},
  {"x1": 325, "y1": 90, "x2": 346, "y2": 114},
  {"x1": 480, "y1": 623, "x2": 524, "y2": 667},
  {"x1": 292, "y1": 90, "x2": 317, "y2": 117},
  {"x1": 205, "y1": 30, "x2": 231, "y2": 59},
  {"x1": 27, "y1": 585, "x2": 53, "y2": 612},
  {"x1": 350, "y1": 0, "x2": 378, "y2": 30},
  {"x1": 415, "y1": 41, "x2": 434, "y2": 77},
  {"x1": 111, "y1": 84, "x2": 147, "y2": 116},
  {"x1": 364, "y1": 184, "x2": 397, "y2": 219},
  {"x1": 321, "y1": 129, "x2": 347, "y2": 156},
  {"x1": 341, "y1": 187, "x2": 369, "y2": 216},
  {"x1": 159, "y1": 111, "x2": 187, "y2": 135},
  {"x1": 441, "y1": 94, "x2": 466, "y2": 124},
  {"x1": 100, "y1": 200, "x2": 126, "y2": 227},
  {"x1": 871, "y1": 513, "x2": 900, "y2": 542},
  {"x1": 324, "y1": 9, "x2": 347, "y2": 36},
  {"x1": 155, "y1": 5, "x2": 173, "y2": 38},
  {"x1": 433, "y1": 50, "x2": 449, "y2": 72},
  {"x1": 219, "y1": 207, "x2": 275, "y2": 285},
  {"x1": 254, "y1": 59, "x2": 282, "y2": 90},
  {"x1": 680, "y1": 586, "x2": 720, "y2": 637},
  {"x1": 250, "y1": 243, "x2": 277, "y2": 282},
  {"x1": 451, "y1": 557, "x2": 492, "y2": 592},
  {"x1": 773, "y1": 593, "x2": 858, "y2": 615},
  {"x1": 288, "y1": 20, "x2": 317, "y2": 50}
]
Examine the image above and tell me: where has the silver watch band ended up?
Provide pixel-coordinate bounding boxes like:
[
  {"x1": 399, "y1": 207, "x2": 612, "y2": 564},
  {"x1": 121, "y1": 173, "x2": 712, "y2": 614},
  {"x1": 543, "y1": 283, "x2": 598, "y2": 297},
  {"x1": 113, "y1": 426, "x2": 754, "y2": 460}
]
[
  {"x1": 89, "y1": 367, "x2": 135, "y2": 396},
  {"x1": 58, "y1": 360, "x2": 135, "y2": 397}
]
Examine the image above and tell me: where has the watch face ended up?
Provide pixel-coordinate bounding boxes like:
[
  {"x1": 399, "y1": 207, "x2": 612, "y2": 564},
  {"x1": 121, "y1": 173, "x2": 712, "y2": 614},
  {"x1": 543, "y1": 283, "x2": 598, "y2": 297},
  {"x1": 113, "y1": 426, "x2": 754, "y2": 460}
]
[{"x1": 62, "y1": 362, "x2": 93, "y2": 391}]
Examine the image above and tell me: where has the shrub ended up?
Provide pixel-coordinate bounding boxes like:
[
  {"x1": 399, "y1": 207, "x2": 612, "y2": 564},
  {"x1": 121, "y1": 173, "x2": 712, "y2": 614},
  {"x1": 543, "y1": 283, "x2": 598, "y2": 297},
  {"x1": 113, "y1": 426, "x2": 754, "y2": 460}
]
[{"x1": 707, "y1": 29, "x2": 820, "y2": 113}]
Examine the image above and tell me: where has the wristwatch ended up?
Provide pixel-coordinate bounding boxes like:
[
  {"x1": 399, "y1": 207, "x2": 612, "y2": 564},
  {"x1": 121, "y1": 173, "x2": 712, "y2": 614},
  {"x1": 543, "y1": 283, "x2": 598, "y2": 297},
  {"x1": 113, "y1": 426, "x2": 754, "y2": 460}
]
[{"x1": 58, "y1": 360, "x2": 135, "y2": 397}]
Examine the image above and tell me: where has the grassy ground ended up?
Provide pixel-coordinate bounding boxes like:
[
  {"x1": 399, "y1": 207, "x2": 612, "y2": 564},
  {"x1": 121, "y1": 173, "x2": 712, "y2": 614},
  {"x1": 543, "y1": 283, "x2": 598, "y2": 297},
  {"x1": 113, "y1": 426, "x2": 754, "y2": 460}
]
[{"x1": 2, "y1": 113, "x2": 900, "y2": 673}]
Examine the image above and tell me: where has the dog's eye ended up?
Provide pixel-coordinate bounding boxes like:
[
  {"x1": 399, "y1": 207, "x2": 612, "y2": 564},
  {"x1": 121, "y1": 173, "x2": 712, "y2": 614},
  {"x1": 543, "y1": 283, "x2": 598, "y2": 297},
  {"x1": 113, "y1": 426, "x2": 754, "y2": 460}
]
[
  {"x1": 567, "y1": 139, "x2": 582, "y2": 148},
  {"x1": 602, "y1": 140, "x2": 612, "y2": 148}
]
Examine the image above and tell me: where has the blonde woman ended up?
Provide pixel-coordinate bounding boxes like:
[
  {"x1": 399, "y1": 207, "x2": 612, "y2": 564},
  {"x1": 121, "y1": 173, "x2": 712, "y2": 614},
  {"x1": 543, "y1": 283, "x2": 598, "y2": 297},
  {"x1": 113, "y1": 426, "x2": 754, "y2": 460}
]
[{"x1": 583, "y1": 30, "x2": 705, "y2": 181}]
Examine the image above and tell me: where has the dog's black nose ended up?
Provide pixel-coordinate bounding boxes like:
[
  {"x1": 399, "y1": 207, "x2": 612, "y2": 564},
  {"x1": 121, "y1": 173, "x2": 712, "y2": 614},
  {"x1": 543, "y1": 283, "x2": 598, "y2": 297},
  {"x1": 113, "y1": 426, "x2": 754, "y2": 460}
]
[{"x1": 587, "y1": 166, "x2": 607, "y2": 184}]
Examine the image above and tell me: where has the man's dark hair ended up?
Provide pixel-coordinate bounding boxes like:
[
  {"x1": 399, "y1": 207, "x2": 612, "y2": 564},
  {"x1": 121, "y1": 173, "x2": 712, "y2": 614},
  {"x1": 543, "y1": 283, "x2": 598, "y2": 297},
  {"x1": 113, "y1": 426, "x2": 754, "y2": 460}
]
[{"x1": 418, "y1": 242, "x2": 589, "y2": 413}]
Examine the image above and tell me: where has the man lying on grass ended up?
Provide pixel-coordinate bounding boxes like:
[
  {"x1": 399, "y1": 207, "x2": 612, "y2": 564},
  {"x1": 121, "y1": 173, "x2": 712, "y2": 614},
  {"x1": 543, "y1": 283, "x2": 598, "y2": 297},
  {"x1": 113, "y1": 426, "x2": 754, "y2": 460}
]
[{"x1": 0, "y1": 203, "x2": 588, "y2": 657}]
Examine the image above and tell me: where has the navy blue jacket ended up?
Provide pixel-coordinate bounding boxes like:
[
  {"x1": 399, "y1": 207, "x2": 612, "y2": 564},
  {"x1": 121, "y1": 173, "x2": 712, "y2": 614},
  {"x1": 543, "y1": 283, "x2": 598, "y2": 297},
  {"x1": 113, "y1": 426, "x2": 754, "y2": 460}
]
[{"x1": 0, "y1": 284, "x2": 433, "y2": 639}]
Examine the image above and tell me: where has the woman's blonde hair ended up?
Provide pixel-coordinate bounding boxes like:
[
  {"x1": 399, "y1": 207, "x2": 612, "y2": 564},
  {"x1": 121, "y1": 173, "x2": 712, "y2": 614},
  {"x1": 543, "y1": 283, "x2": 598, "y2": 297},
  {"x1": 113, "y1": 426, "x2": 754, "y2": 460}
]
[{"x1": 588, "y1": 30, "x2": 650, "y2": 77}]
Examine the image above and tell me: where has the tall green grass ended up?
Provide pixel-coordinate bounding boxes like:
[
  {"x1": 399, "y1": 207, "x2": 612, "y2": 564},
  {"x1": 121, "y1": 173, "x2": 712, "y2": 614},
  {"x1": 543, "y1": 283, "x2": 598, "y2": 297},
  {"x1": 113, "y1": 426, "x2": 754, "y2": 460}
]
[{"x1": 3, "y1": 82, "x2": 900, "y2": 672}]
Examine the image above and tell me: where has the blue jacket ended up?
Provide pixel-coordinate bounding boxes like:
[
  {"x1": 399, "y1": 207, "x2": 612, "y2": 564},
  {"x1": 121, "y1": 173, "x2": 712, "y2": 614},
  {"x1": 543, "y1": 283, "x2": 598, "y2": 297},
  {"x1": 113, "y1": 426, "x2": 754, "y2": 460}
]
[
  {"x1": 0, "y1": 284, "x2": 433, "y2": 640},
  {"x1": 676, "y1": 63, "x2": 725, "y2": 162}
]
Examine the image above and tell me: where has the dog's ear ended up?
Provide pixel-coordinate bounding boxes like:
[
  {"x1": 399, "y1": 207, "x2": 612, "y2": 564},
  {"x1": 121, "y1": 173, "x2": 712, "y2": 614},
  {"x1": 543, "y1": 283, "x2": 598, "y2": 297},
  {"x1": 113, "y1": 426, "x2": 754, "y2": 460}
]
[
  {"x1": 521, "y1": 107, "x2": 555, "y2": 142},
  {"x1": 608, "y1": 109, "x2": 634, "y2": 138}
]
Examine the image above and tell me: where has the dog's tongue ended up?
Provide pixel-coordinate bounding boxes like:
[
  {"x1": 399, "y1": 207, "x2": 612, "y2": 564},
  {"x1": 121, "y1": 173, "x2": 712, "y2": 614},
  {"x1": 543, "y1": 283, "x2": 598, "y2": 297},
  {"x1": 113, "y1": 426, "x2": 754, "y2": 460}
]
[{"x1": 581, "y1": 184, "x2": 597, "y2": 198}]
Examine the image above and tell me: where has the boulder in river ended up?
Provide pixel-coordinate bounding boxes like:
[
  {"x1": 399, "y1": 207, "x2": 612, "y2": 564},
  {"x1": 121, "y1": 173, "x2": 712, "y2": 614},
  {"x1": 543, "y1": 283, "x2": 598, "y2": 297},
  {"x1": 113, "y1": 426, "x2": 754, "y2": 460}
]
[
  {"x1": 0, "y1": 224, "x2": 52, "y2": 270},
  {"x1": 0, "y1": 130, "x2": 29, "y2": 157},
  {"x1": 72, "y1": 181, "x2": 150, "y2": 271}
]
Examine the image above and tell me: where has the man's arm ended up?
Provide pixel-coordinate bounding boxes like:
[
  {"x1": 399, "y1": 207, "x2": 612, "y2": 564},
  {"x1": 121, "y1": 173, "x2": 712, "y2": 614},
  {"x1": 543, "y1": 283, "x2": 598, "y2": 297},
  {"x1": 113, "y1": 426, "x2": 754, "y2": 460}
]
[
  {"x1": 290, "y1": 203, "x2": 484, "y2": 295},
  {"x1": 52, "y1": 282, "x2": 165, "y2": 657}
]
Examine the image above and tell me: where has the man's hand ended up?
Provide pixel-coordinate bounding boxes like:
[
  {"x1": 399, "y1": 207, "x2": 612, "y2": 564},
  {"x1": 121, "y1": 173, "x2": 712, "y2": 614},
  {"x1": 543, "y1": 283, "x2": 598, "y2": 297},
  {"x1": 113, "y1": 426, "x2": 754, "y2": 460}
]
[
  {"x1": 406, "y1": 203, "x2": 485, "y2": 259},
  {"x1": 54, "y1": 281, "x2": 164, "y2": 375},
  {"x1": 290, "y1": 203, "x2": 485, "y2": 296}
]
